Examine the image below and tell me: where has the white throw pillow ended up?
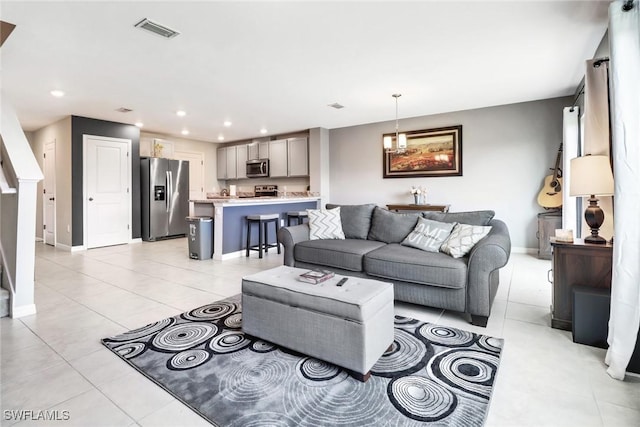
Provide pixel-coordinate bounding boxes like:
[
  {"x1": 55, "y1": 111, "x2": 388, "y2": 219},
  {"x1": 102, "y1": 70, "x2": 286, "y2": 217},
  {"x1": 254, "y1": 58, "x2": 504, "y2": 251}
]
[
  {"x1": 440, "y1": 223, "x2": 492, "y2": 258},
  {"x1": 307, "y1": 207, "x2": 346, "y2": 240},
  {"x1": 401, "y1": 217, "x2": 456, "y2": 252}
]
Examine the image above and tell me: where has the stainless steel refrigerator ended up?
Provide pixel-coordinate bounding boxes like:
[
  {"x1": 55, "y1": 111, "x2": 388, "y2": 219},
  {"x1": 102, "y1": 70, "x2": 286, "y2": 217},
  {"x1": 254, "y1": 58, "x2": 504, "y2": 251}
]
[{"x1": 141, "y1": 158, "x2": 189, "y2": 241}]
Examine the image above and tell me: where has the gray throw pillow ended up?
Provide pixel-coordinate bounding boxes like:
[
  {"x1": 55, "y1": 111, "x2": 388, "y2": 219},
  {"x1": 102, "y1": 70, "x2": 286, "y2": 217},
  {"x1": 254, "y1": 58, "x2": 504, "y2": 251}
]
[
  {"x1": 325, "y1": 203, "x2": 376, "y2": 239},
  {"x1": 367, "y1": 207, "x2": 420, "y2": 243},
  {"x1": 307, "y1": 207, "x2": 346, "y2": 240},
  {"x1": 401, "y1": 217, "x2": 456, "y2": 252},
  {"x1": 440, "y1": 223, "x2": 492, "y2": 258},
  {"x1": 423, "y1": 210, "x2": 495, "y2": 226}
]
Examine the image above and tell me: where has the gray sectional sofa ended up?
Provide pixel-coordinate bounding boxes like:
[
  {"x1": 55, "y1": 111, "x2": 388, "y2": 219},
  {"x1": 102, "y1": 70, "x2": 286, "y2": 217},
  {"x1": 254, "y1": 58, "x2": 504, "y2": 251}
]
[{"x1": 277, "y1": 204, "x2": 511, "y2": 326}]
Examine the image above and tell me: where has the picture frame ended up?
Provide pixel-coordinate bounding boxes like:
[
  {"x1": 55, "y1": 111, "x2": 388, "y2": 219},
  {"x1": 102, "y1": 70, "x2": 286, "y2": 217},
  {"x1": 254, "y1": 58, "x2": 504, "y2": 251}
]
[{"x1": 383, "y1": 125, "x2": 463, "y2": 178}]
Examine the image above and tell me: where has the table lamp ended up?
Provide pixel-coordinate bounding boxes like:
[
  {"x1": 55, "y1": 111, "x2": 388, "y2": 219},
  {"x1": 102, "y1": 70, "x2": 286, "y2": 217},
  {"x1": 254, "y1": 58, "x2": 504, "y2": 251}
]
[{"x1": 569, "y1": 155, "x2": 614, "y2": 244}]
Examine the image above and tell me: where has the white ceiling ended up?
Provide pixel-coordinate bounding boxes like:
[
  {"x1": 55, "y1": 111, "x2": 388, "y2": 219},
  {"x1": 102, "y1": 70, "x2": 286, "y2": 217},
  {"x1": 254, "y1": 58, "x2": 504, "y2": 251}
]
[{"x1": 1, "y1": 1, "x2": 610, "y2": 143}]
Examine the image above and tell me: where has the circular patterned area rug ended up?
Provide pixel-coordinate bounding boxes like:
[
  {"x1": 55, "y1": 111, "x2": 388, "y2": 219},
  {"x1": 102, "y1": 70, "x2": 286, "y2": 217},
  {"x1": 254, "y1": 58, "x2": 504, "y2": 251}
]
[{"x1": 102, "y1": 294, "x2": 503, "y2": 426}]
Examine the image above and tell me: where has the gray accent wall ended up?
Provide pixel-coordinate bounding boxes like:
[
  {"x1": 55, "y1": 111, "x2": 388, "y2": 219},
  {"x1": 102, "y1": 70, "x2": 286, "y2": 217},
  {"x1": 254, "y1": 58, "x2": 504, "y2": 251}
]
[
  {"x1": 71, "y1": 116, "x2": 141, "y2": 247},
  {"x1": 328, "y1": 97, "x2": 571, "y2": 250}
]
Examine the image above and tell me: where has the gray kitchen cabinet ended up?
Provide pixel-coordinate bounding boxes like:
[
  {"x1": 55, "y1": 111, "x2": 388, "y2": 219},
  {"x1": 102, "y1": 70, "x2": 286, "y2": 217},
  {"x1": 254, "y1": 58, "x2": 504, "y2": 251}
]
[
  {"x1": 287, "y1": 137, "x2": 308, "y2": 177},
  {"x1": 216, "y1": 147, "x2": 226, "y2": 180},
  {"x1": 216, "y1": 146, "x2": 237, "y2": 180},
  {"x1": 236, "y1": 145, "x2": 248, "y2": 179},
  {"x1": 248, "y1": 141, "x2": 269, "y2": 160},
  {"x1": 259, "y1": 141, "x2": 269, "y2": 159},
  {"x1": 225, "y1": 146, "x2": 237, "y2": 179},
  {"x1": 269, "y1": 139, "x2": 288, "y2": 177}
]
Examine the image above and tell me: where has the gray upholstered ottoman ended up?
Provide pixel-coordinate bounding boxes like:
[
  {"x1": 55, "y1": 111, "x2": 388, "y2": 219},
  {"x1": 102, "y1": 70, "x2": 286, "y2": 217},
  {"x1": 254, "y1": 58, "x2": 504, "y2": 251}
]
[{"x1": 242, "y1": 265, "x2": 394, "y2": 381}]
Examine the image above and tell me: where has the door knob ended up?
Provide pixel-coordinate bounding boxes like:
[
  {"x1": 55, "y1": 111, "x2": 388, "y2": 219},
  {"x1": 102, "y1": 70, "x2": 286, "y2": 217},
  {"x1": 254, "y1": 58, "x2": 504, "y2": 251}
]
[
  {"x1": 49, "y1": 197, "x2": 55, "y2": 201},
  {"x1": 89, "y1": 197, "x2": 94, "y2": 201}
]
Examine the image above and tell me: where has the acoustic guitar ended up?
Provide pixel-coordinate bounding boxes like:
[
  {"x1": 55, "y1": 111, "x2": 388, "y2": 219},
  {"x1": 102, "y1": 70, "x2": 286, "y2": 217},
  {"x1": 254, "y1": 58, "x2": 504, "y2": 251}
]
[{"x1": 537, "y1": 143, "x2": 563, "y2": 209}]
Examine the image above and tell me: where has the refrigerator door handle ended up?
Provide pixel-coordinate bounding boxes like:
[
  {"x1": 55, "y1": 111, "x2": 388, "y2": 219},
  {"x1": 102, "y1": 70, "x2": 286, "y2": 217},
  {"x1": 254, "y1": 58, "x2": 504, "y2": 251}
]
[{"x1": 166, "y1": 170, "x2": 172, "y2": 213}]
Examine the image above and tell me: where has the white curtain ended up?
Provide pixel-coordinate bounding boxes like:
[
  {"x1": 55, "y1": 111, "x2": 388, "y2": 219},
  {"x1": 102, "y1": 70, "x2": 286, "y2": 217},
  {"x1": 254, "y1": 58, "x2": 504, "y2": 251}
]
[
  {"x1": 562, "y1": 107, "x2": 580, "y2": 232},
  {"x1": 583, "y1": 59, "x2": 613, "y2": 240},
  {"x1": 605, "y1": 0, "x2": 640, "y2": 380}
]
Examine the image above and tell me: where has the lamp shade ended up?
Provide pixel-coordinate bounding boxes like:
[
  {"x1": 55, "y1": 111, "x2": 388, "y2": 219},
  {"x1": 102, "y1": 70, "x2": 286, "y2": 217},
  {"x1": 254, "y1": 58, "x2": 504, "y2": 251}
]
[{"x1": 569, "y1": 155, "x2": 614, "y2": 197}]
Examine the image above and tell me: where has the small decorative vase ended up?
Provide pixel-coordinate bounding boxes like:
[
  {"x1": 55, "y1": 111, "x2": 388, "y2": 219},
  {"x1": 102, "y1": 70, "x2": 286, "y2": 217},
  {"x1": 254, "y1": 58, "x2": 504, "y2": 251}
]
[{"x1": 413, "y1": 194, "x2": 419, "y2": 205}]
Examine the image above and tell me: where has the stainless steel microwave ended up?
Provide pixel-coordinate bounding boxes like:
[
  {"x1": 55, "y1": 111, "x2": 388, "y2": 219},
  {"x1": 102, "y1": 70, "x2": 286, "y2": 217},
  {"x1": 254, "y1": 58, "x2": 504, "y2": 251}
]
[{"x1": 246, "y1": 159, "x2": 269, "y2": 178}]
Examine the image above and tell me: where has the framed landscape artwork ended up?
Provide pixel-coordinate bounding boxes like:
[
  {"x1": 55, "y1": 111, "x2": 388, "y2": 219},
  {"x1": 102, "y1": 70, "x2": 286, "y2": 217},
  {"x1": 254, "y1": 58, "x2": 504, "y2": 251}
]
[{"x1": 383, "y1": 125, "x2": 463, "y2": 178}]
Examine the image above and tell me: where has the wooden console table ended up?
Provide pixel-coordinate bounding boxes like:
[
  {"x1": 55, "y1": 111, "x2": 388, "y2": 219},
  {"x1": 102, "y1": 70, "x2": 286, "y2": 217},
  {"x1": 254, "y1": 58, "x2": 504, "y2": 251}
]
[
  {"x1": 386, "y1": 204, "x2": 450, "y2": 213},
  {"x1": 550, "y1": 240, "x2": 613, "y2": 330}
]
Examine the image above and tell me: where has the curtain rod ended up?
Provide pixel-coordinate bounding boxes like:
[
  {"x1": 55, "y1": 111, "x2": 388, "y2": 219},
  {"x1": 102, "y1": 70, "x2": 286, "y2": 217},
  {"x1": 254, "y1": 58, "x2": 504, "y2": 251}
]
[{"x1": 623, "y1": 0, "x2": 634, "y2": 12}]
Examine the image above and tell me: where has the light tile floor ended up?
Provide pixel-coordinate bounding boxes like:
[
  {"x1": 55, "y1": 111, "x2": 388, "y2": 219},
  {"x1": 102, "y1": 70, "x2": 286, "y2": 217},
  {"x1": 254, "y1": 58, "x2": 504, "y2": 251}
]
[{"x1": 1, "y1": 239, "x2": 639, "y2": 426}]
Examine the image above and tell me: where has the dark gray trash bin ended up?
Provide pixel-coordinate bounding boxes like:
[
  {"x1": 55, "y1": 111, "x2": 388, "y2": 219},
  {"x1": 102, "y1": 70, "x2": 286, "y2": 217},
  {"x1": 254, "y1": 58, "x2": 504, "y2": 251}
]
[
  {"x1": 186, "y1": 216, "x2": 213, "y2": 260},
  {"x1": 572, "y1": 285, "x2": 640, "y2": 374},
  {"x1": 572, "y1": 286, "x2": 610, "y2": 348}
]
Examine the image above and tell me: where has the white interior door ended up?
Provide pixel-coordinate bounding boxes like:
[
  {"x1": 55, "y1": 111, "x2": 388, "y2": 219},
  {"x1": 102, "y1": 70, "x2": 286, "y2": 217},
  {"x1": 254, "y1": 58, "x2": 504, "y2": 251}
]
[
  {"x1": 174, "y1": 150, "x2": 205, "y2": 200},
  {"x1": 43, "y1": 141, "x2": 56, "y2": 246},
  {"x1": 84, "y1": 135, "x2": 131, "y2": 249}
]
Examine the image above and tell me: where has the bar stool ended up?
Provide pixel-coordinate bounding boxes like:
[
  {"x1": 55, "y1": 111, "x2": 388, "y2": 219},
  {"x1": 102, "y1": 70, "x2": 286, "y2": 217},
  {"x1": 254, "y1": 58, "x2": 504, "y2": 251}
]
[
  {"x1": 246, "y1": 213, "x2": 281, "y2": 258},
  {"x1": 286, "y1": 210, "x2": 309, "y2": 226}
]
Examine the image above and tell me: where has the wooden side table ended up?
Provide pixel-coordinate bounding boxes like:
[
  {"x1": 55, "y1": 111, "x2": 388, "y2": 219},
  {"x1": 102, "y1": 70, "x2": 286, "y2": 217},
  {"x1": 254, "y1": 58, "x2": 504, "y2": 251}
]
[
  {"x1": 386, "y1": 204, "x2": 450, "y2": 213},
  {"x1": 550, "y1": 240, "x2": 613, "y2": 330}
]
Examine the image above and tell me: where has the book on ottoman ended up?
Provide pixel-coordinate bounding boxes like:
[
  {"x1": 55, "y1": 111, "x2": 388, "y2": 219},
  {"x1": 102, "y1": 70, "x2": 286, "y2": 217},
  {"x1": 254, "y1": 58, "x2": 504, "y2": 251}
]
[{"x1": 298, "y1": 269, "x2": 334, "y2": 284}]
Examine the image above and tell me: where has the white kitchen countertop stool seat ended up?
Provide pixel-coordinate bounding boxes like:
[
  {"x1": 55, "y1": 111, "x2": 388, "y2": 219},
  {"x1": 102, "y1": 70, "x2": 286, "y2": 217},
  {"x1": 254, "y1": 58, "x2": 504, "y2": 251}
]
[{"x1": 286, "y1": 210, "x2": 308, "y2": 226}]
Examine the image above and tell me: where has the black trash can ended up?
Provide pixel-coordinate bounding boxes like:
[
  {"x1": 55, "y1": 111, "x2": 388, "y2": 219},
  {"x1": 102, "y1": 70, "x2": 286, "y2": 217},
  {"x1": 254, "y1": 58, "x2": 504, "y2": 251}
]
[
  {"x1": 186, "y1": 216, "x2": 213, "y2": 260},
  {"x1": 572, "y1": 286, "x2": 611, "y2": 349}
]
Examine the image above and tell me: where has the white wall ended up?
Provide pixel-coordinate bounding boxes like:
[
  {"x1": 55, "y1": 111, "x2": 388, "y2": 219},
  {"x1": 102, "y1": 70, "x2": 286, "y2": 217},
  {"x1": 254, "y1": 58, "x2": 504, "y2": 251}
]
[
  {"x1": 328, "y1": 97, "x2": 571, "y2": 250},
  {"x1": 30, "y1": 117, "x2": 72, "y2": 246}
]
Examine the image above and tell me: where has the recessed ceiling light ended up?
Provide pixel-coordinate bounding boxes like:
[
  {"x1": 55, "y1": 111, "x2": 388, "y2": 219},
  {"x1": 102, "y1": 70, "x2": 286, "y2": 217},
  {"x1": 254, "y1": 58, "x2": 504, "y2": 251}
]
[
  {"x1": 176, "y1": 110, "x2": 186, "y2": 117},
  {"x1": 50, "y1": 90, "x2": 65, "y2": 97},
  {"x1": 218, "y1": 135, "x2": 225, "y2": 141},
  {"x1": 181, "y1": 129, "x2": 189, "y2": 135},
  {"x1": 223, "y1": 121, "x2": 232, "y2": 127},
  {"x1": 135, "y1": 122, "x2": 144, "y2": 128},
  {"x1": 260, "y1": 128, "x2": 268, "y2": 135}
]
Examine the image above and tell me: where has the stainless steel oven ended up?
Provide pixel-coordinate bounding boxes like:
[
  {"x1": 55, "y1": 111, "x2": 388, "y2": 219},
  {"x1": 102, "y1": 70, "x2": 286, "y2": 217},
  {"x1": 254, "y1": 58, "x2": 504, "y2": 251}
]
[{"x1": 246, "y1": 159, "x2": 269, "y2": 178}]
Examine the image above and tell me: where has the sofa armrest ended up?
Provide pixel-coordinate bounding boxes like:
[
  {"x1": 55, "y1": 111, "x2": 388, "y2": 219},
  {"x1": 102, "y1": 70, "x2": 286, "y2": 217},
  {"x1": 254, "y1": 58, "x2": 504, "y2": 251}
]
[
  {"x1": 277, "y1": 224, "x2": 311, "y2": 266},
  {"x1": 466, "y1": 219, "x2": 511, "y2": 318}
]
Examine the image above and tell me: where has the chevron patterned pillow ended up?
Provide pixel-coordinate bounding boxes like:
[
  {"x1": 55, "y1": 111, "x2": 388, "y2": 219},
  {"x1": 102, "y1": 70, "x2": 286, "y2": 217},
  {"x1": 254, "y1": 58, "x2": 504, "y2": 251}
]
[
  {"x1": 440, "y1": 223, "x2": 492, "y2": 258},
  {"x1": 308, "y1": 207, "x2": 346, "y2": 240}
]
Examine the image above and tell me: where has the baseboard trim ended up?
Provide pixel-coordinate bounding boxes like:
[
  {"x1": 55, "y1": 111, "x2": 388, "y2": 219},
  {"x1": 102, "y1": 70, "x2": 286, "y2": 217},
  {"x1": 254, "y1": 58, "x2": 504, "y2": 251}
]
[
  {"x1": 12, "y1": 303, "x2": 37, "y2": 318},
  {"x1": 55, "y1": 243, "x2": 86, "y2": 252},
  {"x1": 216, "y1": 250, "x2": 245, "y2": 261},
  {"x1": 511, "y1": 247, "x2": 537, "y2": 255},
  {"x1": 130, "y1": 238, "x2": 142, "y2": 244}
]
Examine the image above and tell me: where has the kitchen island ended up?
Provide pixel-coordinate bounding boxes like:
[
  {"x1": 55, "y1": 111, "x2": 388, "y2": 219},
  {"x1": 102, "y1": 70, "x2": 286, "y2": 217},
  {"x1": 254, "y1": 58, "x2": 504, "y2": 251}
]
[{"x1": 190, "y1": 197, "x2": 320, "y2": 260}]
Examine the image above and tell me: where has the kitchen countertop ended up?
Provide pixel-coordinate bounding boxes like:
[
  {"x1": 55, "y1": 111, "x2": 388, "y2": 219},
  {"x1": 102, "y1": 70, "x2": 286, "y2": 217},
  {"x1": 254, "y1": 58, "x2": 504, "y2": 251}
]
[{"x1": 190, "y1": 196, "x2": 320, "y2": 207}]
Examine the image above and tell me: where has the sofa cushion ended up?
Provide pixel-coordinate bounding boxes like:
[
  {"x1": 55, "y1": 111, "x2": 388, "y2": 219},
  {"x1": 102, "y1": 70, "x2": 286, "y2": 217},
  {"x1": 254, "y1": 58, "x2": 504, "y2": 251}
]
[
  {"x1": 295, "y1": 239, "x2": 386, "y2": 272},
  {"x1": 325, "y1": 203, "x2": 376, "y2": 240},
  {"x1": 307, "y1": 208, "x2": 345, "y2": 240},
  {"x1": 364, "y1": 244, "x2": 468, "y2": 289},
  {"x1": 422, "y1": 210, "x2": 495, "y2": 226},
  {"x1": 367, "y1": 207, "x2": 420, "y2": 243},
  {"x1": 401, "y1": 217, "x2": 456, "y2": 253},
  {"x1": 441, "y1": 223, "x2": 492, "y2": 258}
]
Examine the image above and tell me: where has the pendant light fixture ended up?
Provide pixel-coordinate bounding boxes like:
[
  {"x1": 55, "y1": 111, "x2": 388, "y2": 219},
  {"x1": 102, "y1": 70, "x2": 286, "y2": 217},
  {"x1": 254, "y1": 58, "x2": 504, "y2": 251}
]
[{"x1": 384, "y1": 94, "x2": 407, "y2": 154}]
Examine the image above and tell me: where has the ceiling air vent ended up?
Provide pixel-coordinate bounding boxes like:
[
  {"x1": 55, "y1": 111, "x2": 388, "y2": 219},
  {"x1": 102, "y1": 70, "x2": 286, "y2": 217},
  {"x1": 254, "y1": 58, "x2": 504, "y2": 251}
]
[
  {"x1": 328, "y1": 103, "x2": 345, "y2": 109},
  {"x1": 116, "y1": 107, "x2": 133, "y2": 113},
  {"x1": 134, "y1": 18, "x2": 180, "y2": 39}
]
